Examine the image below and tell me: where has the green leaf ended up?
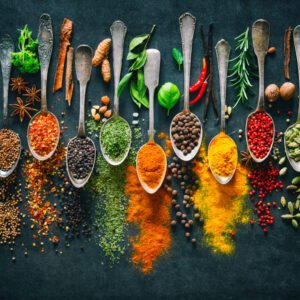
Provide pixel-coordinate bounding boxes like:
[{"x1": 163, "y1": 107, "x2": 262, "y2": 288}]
[
  {"x1": 137, "y1": 69, "x2": 147, "y2": 97},
  {"x1": 129, "y1": 50, "x2": 147, "y2": 71},
  {"x1": 172, "y1": 48, "x2": 183, "y2": 71},
  {"x1": 130, "y1": 78, "x2": 149, "y2": 109},
  {"x1": 158, "y1": 82, "x2": 180, "y2": 115},
  {"x1": 127, "y1": 51, "x2": 139, "y2": 60},
  {"x1": 129, "y1": 34, "x2": 149, "y2": 52},
  {"x1": 117, "y1": 72, "x2": 133, "y2": 97}
]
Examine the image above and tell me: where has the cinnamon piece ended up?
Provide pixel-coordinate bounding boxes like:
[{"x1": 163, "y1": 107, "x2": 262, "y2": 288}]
[
  {"x1": 284, "y1": 27, "x2": 293, "y2": 81},
  {"x1": 65, "y1": 47, "x2": 74, "y2": 106},
  {"x1": 53, "y1": 18, "x2": 73, "y2": 93}
]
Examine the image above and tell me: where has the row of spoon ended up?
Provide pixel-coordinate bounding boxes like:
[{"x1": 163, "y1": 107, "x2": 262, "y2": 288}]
[{"x1": 1, "y1": 13, "x2": 299, "y2": 192}]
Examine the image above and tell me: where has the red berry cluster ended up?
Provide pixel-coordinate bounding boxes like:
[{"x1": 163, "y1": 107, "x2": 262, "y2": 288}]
[
  {"x1": 248, "y1": 161, "x2": 283, "y2": 233},
  {"x1": 247, "y1": 111, "x2": 274, "y2": 159}
]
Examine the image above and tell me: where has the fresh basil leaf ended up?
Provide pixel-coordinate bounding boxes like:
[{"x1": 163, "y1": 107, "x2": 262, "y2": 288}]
[
  {"x1": 137, "y1": 69, "x2": 147, "y2": 97},
  {"x1": 172, "y1": 48, "x2": 183, "y2": 71},
  {"x1": 130, "y1": 80, "x2": 142, "y2": 108},
  {"x1": 158, "y1": 82, "x2": 180, "y2": 115},
  {"x1": 129, "y1": 34, "x2": 149, "y2": 52},
  {"x1": 129, "y1": 50, "x2": 147, "y2": 71},
  {"x1": 139, "y1": 94, "x2": 149, "y2": 109},
  {"x1": 127, "y1": 51, "x2": 139, "y2": 60},
  {"x1": 117, "y1": 72, "x2": 133, "y2": 97}
]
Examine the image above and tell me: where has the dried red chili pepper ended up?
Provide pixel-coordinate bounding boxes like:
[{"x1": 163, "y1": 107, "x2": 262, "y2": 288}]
[
  {"x1": 189, "y1": 58, "x2": 207, "y2": 93},
  {"x1": 189, "y1": 76, "x2": 208, "y2": 106}
]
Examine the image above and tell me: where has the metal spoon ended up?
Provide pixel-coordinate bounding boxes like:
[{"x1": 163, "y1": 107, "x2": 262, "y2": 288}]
[
  {"x1": 100, "y1": 20, "x2": 131, "y2": 166},
  {"x1": 284, "y1": 25, "x2": 300, "y2": 171},
  {"x1": 208, "y1": 39, "x2": 237, "y2": 184},
  {"x1": 27, "y1": 13, "x2": 60, "y2": 161},
  {"x1": 66, "y1": 45, "x2": 96, "y2": 188},
  {"x1": 136, "y1": 49, "x2": 167, "y2": 194},
  {"x1": 0, "y1": 35, "x2": 21, "y2": 178},
  {"x1": 170, "y1": 12, "x2": 203, "y2": 161},
  {"x1": 245, "y1": 19, "x2": 275, "y2": 163}
]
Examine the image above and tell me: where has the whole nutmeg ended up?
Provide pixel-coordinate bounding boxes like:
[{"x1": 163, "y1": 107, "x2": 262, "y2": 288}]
[
  {"x1": 265, "y1": 84, "x2": 280, "y2": 102},
  {"x1": 280, "y1": 82, "x2": 295, "y2": 101},
  {"x1": 267, "y1": 47, "x2": 276, "y2": 54}
]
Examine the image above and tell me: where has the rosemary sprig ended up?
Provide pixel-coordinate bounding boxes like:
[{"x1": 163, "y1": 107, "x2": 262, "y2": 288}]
[{"x1": 228, "y1": 28, "x2": 257, "y2": 109}]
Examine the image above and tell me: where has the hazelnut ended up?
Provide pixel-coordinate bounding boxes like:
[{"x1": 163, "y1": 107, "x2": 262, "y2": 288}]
[
  {"x1": 101, "y1": 96, "x2": 110, "y2": 106},
  {"x1": 99, "y1": 106, "x2": 107, "y2": 114},
  {"x1": 93, "y1": 113, "x2": 101, "y2": 121},
  {"x1": 265, "y1": 84, "x2": 280, "y2": 102},
  {"x1": 267, "y1": 47, "x2": 276, "y2": 54},
  {"x1": 104, "y1": 109, "x2": 112, "y2": 118}
]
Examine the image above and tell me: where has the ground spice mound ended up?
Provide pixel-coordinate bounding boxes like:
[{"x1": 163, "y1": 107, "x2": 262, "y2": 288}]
[
  {"x1": 193, "y1": 147, "x2": 249, "y2": 255},
  {"x1": 28, "y1": 112, "x2": 59, "y2": 157},
  {"x1": 126, "y1": 166, "x2": 171, "y2": 274},
  {"x1": 208, "y1": 131, "x2": 237, "y2": 177},
  {"x1": 136, "y1": 141, "x2": 165, "y2": 189},
  {"x1": 158, "y1": 132, "x2": 173, "y2": 158},
  {"x1": 0, "y1": 129, "x2": 20, "y2": 172}
]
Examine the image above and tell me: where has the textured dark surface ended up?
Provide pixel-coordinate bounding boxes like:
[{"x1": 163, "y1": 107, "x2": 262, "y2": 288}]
[{"x1": 1, "y1": 0, "x2": 300, "y2": 299}]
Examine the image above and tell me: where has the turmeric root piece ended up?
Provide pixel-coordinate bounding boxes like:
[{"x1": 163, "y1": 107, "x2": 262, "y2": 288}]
[
  {"x1": 65, "y1": 47, "x2": 74, "y2": 106},
  {"x1": 101, "y1": 58, "x2": 111, "y2": 83},
  {"x1": 92, "y1": 38, "x2": 111, "y2": 66},
  {"x1": 53, "y1": 18, "x2": 73, "y2": 93}
]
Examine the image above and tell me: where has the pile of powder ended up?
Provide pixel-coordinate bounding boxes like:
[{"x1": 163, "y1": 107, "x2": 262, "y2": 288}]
[
  {"x1": 193, "y1": 146, "x2": 249, "y2": 255},
  {"x1": 126, "y1": 166, "x2": 172, "y2": 274}
]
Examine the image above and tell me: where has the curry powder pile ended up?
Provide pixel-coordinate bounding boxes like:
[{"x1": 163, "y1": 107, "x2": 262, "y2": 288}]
[
  {"x1": 193, "y1": 146, "x2": 249, "y2": 255},
  {"x1": 126, "y1": 166, "x2": 171, "y2": 274}
]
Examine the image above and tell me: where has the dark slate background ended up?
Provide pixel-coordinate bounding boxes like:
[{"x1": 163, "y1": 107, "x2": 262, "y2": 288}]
[{"x1": 1, "y1": 0, "x2": 300, "y2": 299}]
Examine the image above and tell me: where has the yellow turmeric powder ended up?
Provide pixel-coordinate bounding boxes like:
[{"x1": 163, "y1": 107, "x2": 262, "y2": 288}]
[
  {"x1": 126, "y1": 166, "x2": 171, "y2": 274},
  {"x1": 208, "y1": 131, "x2": 238, "y2": 177},
  {"x1": 193, "y1": 146, "x2": 249, "y2": 255},
  {"x1": 136, "y1": 141, "x2": 166, "y2": 189}
]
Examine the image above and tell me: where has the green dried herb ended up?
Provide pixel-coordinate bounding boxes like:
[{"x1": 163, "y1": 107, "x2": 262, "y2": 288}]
[{"x1": 228, "y1": 27, "x2": 257, "y2": 109}]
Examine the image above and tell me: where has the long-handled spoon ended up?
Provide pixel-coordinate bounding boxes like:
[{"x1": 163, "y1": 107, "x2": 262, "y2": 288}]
[
  {"x1": 170, "y1": 12, "x2": 203, "y2": 161},
  {"x1": 0, "y1": 35, "x2": 21, "y2": 178},
  {"x1": 208, "y1": 39, "x2": 237, "y2": 184},
  {"x1": 100, "y1": 20, "x2": 131, "y2": 166},
  {"x1": 136, "y1": 49, "x2": 167, "y2": 194},
  {"x1": 284, "y1": 25, "x2": 300, "y2": 171},
  {"x1": 245, "y1": 19, "x2": 275, "y2": 163},
  {"x1": 66, "y1": 45, "x2": 96, "y2": 188},
  {"x1": 27, "y1": 14, "x2": 60, "y2": 161}
]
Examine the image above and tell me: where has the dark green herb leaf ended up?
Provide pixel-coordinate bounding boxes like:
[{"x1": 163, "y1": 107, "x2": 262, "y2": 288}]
[
  {"x1": 129, "y1": 34, "x2": 149, "y2": 52},
  {"x1": 137, "y1": 69, "x2": 147, "y2": 97},
  {"x1": 158, "y1": 82, "x2": 180, "y2": 115},
  {"x1": 129, "y1": 50, "x2": 147, "y2": 71},
  {"x1": 117, "y1": 72, "x2": 133, "y2": 97},
  {"x1": 172, "y1": 48, "x2": 183, "y2": 71},
  {"x1": 130, "y1": 79, "x2": 149, "y2": 109},
  {"x1": 127, "y1": 51, "x2": 139, "y2": 60}
]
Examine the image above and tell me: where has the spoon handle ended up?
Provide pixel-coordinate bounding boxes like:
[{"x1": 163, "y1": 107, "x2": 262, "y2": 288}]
[
  {"x1": 0, "y1": 35, "x2": 14, "y2": 128},
  {"x1": 179, "y1": 12, "x2": 196, "y2": 112},
  {"x1": 75, "y1": 45, "x2": 93, "y2": 137},
  {"x1": 215, "y1": 39, "x2": 231, "y2": 132},
  {"x1": 38, "y1": 13, "x2": 53, "y2": 112},
  {"x1": 252, "y1": 19, "x2": 270, "y2": 111},
  {"x1": 144, "y1": 49, "x2": 161, "y2": 141},
  {"x1": 293, "y1": 25, "x2": 300, "y2": 121},
  {"x1": 110, "y1": 21, "x2": 127, "y2": 116}
]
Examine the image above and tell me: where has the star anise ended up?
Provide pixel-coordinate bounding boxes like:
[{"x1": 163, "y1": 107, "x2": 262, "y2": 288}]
[
  {"x1": 10, "y1": 76, "x2": 28, "y2": 94},
  {"x1": 240, "y1": 150, "x2": 253, "y2": 168},
  {"x1": 10, "y1": 97, "x2": 37, "y2": 122},
  {"x1": 23, "y1": 85, "x2": 41, "y2": 104}
]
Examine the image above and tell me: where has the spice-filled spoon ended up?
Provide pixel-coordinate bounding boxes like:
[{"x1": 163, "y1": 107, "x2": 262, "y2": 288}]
[
  {"x1": 136, "y1": 49, "x2": 167, "y2": 194},
  {"x1": 27, "y1": 14, "x2": 60, "y2": 161},
  {"x1": 100, "y1": 21, "x2": 131, "y2": 166},
  {"x1": 66, "y1": 45, "x2": 96, "y2": 188},
  {"x1": 208, "y1": 39, "x2": 237, "y2": 184},
  {"x1": 284, "y1": 25, "x2": 300, "y2": 171},
  {"x1": 170, "y1": 13, "x2": 202, "y2": 161},
  {"x1": 245, "y1": 19, "x2": 275, "y2": 163},
  {"x1": 0, "y1": 35, "x2": 21, "y2": 178}
]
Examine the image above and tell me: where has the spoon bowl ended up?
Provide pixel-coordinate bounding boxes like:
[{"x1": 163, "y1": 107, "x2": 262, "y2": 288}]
[
  {"x1": 27, "y1": 14, "x2": 60, "y2": 161},
  {"x1": 0, "y1": 34, "x2": 22, "y2": 177},
  {"x1": 100, "y1": 20, "x2": 132, "y2": 166},
  {"x1": 66, "y1": 136, "x2": 96, "y2": 188},
  {"x1": 170, "y1": 13, "x2": 203, "y2": 161},
  {"x1": 245, "y1": 19, "x2": 274, "y2": 163},
  {"x1": 66, "y1": 45, "x2": 95, "y2": 188},
  {"x1": 284, "y1": 25, "x2": 300, "y2": 171}
]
